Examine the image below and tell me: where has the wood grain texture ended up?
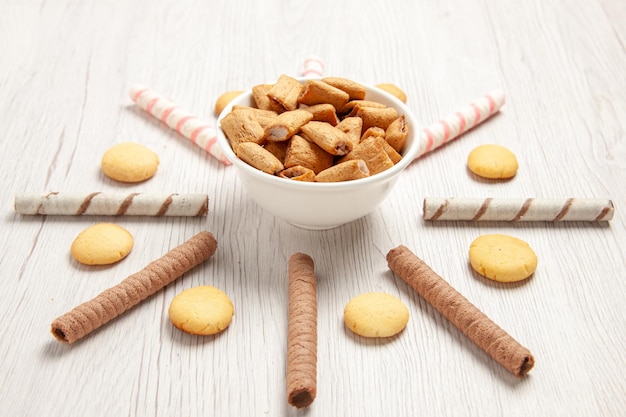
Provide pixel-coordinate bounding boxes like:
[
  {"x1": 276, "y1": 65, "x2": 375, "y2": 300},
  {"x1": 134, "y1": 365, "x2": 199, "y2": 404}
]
[{"x1": 1, "y1": 0, "x2": 625, "y2": 416}]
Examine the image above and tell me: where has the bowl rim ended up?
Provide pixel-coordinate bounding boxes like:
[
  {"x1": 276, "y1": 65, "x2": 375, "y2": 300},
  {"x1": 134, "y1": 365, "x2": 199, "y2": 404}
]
[{"x1": 216, "y1": 77, "x2": 420, "y2": 191}]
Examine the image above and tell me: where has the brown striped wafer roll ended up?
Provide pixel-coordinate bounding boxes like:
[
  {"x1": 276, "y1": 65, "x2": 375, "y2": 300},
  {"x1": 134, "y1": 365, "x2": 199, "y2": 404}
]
[
  {"x1": 14, "y1": 192, "x2": 208, "y2": 216},
  {"x1": 386, "y1": 245, "x2": 535, "y2": 377},
  {"x1": 423, "y1": 197, "x2": 615, "y2": 222},
  {"x1": 287, "y1": 253, "x2": 317, "y2": 408},
  {"x1": 51, "y1": 231, "x2": 217, "y2": 344}
]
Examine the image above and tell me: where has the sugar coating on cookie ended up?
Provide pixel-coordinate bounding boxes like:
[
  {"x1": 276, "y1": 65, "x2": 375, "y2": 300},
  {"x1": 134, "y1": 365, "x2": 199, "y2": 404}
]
[
  {"x1": 101, "y1": 142, "x2": 159, "y2": 183},
  {"x1": 344, "y1": 292, "x2": 409, "y2": 338},
  {"x1": 168, "y1": 286, "x2": 234, "y2": 336},
  {"x1": 71, "y1": 223, "x2": 134, "y2": 265},
  {"x1": 469, "y1": 234, "x2": 538, "y2": 282},
  {"x1": 467, "y1": 144, "x2": 518, "y2": 179}
]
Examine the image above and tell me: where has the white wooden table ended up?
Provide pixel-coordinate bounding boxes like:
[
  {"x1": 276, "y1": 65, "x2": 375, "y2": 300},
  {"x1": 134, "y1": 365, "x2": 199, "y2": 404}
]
[{"x1": 1, "y1": 1, "x2": 625, "y2": 416}]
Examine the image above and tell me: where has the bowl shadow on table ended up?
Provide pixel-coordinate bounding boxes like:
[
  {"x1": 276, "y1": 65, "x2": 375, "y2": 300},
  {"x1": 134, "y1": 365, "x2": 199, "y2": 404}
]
[{"x1": 383, "y1": 269, "x2": 534, "y2": 385}]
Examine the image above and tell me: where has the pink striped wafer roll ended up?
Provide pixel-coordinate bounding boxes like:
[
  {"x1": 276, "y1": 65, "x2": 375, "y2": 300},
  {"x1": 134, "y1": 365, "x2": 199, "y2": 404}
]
[
  {"x1": 300, "y1": 55, "x2": 325, "y2": 78},
  {"x1": 416, "y1": 90, "x2": 506, "y2": 159},
  {"x1": 130, "y1": 85, "x2": 231, "y2": 165}
]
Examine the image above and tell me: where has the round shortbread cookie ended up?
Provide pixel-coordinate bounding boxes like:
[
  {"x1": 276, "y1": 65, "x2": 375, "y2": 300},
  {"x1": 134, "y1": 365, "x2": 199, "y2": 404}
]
[
  {"x1": 169, "y1": 286, "x2": 234, "y2": 336},
  {"x1": 214, "y1": 90, "x2": 244, "y2": 116},
  {"x1": 344, "y1": 292, "x2": 409, "y2": 338},
  {"x1": 71, "y1": 223, "x2": 134, "y2": 265},
  {"x1": 469, "y1": 234, "x2": 538, "y2": 282},
  {"x1": 375, "y1": 83, "x2": 407, "y2": 103},
  {"x1": 101, "y1": 142, "x2": 159, "y2": 183},
  {"x1": 467, "y1": 144, "x2": 518, "y2": 179}
]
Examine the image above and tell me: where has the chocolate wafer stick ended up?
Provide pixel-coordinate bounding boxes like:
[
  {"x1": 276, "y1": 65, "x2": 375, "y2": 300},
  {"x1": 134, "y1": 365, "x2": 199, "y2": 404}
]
[
  {"x1": 286, "y1": 253, "x2": 318, "y2": 408},
  {"x1": 51, "y1": 231, "x2": 217, "y2": 344},
  {"x1": 386, "y1": 245, "x2": 535, "y2": 377}
]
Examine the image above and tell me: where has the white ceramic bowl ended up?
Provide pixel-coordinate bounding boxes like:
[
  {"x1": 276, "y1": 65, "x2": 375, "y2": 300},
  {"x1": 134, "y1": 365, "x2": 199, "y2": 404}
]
[{"x1": 216, "y1": 78, "x2": 420, "y2": 230}]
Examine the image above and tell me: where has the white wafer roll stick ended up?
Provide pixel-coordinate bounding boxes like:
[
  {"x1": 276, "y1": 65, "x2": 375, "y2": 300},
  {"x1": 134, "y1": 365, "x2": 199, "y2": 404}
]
[
  {"x1": 423, "y1": 197, "x2": 614, "y2": 222},
  {"x1": 15, "y1": 192, "x2": 208, "y2": 216},
  {"x1": 129, "y1": 85, "x2": 231, "y2": 165},
  {"x1": 416, "y1": 90, "x2": 506, "y2": 159},
  {"x1": 300, "y1": 55, "x2": 325, "y2": 78}
]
